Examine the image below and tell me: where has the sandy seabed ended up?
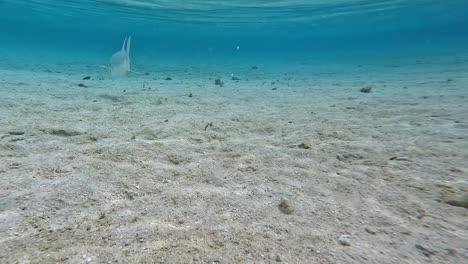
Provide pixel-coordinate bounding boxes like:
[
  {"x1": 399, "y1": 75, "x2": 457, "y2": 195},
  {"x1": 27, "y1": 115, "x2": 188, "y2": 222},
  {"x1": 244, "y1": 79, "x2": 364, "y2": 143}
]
[{"x1": 0, "y1": 55, "x2": 467, "y2": 263}]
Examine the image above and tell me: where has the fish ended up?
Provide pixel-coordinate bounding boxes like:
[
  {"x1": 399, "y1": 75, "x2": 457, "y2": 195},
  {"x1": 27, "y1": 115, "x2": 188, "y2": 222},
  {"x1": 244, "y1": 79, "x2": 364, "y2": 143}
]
[{"x1": 101, "y1": 35, "x2": 139, "y2": 77}]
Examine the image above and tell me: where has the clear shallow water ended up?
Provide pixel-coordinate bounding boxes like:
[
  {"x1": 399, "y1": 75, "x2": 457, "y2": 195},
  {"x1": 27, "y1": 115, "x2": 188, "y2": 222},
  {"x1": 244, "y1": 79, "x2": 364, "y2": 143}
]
[
  {"x1": 1, "y1": 3, "x2": 468, "y2": 263},
  {"x1": 1, "y1": 0, "x2": 468, "y2": 68}
]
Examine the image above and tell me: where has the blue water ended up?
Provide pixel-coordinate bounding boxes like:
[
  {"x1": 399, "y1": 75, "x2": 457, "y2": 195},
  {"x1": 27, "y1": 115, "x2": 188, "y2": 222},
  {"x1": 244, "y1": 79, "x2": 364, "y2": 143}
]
[
  {"x1": 2, "y1": 2, "x2": 468, "y2": 263},
  {"x1": 1, "y1": 0, "x2": 468, "y2": 68}
]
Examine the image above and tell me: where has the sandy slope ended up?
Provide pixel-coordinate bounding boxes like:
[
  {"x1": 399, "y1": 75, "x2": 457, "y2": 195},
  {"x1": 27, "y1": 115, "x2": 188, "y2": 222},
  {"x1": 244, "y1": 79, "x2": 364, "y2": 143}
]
[{"x1": 0, "y1": 56, "x2": 467, "y2": 263}]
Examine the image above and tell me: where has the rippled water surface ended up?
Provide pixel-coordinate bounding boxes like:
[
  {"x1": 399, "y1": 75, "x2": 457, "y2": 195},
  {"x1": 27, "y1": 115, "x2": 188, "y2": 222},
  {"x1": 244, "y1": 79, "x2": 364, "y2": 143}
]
[
  {"x1": 1, "y1": 0, "x2": 467, "y2": 63},
  {"x1": 2, "y1": 0, "x2": 467, "y2": 30}
]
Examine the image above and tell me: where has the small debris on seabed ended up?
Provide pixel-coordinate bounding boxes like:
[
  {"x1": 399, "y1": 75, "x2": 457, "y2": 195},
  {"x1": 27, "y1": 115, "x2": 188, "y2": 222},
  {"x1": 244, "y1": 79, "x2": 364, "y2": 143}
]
[
  {"x1": 8, "y1": 131, "x2": 25, "y2": 135},
  {"x1": 41, "y1": 128, "x2": 82, "y2": 137},
  {"x1": 78, "y1": 83, "x2": 87, "y2": 88},
  {"x1": 204, "y1": 122, "x2": 213, "y2": 131},
  {"x1": 443, "y1": 192, "x2": 468, "y2": 208},
  {"x1": 251, "y1": 66, "x2": 258, "y2": 70},
  {"x1": 389, "y1": 156, "x2": 411, "y2": 161},
  {"x1": 231, "y1": 76, "x2": 240, "y2": 80},
  {"x1": 338, "y1": 235, "x2": 351, "y2": 246},
  {"x1": 415, "y1": 244, "x2": 436, "y2": 257},
  {"x1": 364, "y1": 227, "x2": 377, "y2": 235},
  {"x1": 297, "y1": 143, "x2": 310, "y2": 149},
  {"x1": 141, "y1": 128, "x2": 158, "y2": 140},
  {"x1": 188, "y1": 93, "x2": 193, "y2": 97},
  {"x1": 145, "y1": 72, "x2": 150, "y2": 75},
  {"x1": 278, "y1": 199, "x2": 294, "y2": 215},
  {"x1": 215, "y1": 78, "x2": 224, "y2": 87},
  {"x1": 165, "y1": 77, "x2": 172, "y2": 80},
  {"x1": 82, "y1": 76, "x2": 91, "y2": 80},
  {"x1": 360, "y1": 86, "x2": 372, "y2": 93}
]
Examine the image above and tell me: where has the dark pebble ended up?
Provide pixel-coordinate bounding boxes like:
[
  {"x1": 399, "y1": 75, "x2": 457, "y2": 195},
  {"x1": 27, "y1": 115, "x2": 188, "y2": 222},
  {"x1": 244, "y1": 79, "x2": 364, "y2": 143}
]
[
  {"x1": 298, "y1": 143, "x2": 310, "y2": 149},
  {"x1": 251, "y1": 66, "x2": 258, "y2": 70},
  {"x1": 444, "y1": 193, "x2": 468, "y2": 208},
  {"x1": 278, "y1": 200, "x2": 294, "y2": 215},
  {"x1": 215, "y1": 79, "x2": 224, "y2": 87},
  {"x1": 78, "y1": 83, "x2": 87, "y2": 87},
  {"x1": 360, "y1": 86, "x2": 372, "y2": 93},
  {"x1": 365, "y1": 227, "x2": 377, "y2": 235},
  {"x1": 188, "y1": 93, "x2": 193, "y2": 97},
  {"x1": 82, "y1": 76, "x2": 91, "y2": 80},
  {"x1": 389, "y1": 156, "x2": 410, "y2": 161},
  {"x1": 165, "y1": 77, "x2": 172, "y2": 80},
  {"x1": 8, "y1": 131, "x2": 25, "y2": 135}
]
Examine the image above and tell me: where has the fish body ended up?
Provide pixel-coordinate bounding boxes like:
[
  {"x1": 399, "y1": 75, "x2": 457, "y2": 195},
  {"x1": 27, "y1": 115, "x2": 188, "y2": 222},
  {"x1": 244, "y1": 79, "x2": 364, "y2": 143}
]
[{"x1": 109, "y1": 36, "x2": 131, "y2": 77}]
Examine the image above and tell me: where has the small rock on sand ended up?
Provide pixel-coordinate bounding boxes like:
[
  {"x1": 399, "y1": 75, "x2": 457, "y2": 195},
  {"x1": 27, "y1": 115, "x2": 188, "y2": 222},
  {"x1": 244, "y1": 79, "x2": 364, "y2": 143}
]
[
  {"x1": 278, "y1": 199, "x2": 294, "y2": 215},
  {"x1": 443, "y1": 192, "x2": 468, "y2": 208},
  {"x1": 338, "y1": 235, "x2": 351, "y2": 246},
  {"x1": 215, "y1": 78, "x2": 224, "y2": 87},
  {"x1": 298, "y1": 143, "x2": 310, "y2": 149},
  {"x1": 360, "y1": 86, "x2": 372, "y2": 93},
  {"x1": 364, "y1": 227, "x2": 376, "y2": 235},
  {"x1": 8, "y1": 131, "x2": 25, "y2": 135}
]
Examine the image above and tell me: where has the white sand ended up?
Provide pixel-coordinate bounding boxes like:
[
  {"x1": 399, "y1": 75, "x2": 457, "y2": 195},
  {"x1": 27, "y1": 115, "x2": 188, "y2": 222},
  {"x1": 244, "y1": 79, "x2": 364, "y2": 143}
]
[{"x1": 0, "y1": 55, "x2": 467, "y2": 263}]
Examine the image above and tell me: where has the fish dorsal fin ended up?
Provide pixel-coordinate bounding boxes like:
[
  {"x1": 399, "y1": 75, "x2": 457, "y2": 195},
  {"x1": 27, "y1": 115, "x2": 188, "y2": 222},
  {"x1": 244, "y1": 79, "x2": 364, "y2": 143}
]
[
  {"x1": 126, "y1": 35, "x2": 131, "y2": 71},
  {"x1": 121, "y1": 36, "x2": 128, "y2": 51},
  {"x1": 126, "y1": 36, "x2": 131, "y2": 56}
]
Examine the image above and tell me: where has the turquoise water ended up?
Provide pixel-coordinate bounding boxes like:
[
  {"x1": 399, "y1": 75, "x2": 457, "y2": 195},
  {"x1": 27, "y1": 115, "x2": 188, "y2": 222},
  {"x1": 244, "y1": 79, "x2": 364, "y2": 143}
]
[
  {"x1": 2, "y1": 2, "x2": 468, "y2": 263},
  {"x1": 1, "y1": 0, "x2": 468, "y2": 67}
]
